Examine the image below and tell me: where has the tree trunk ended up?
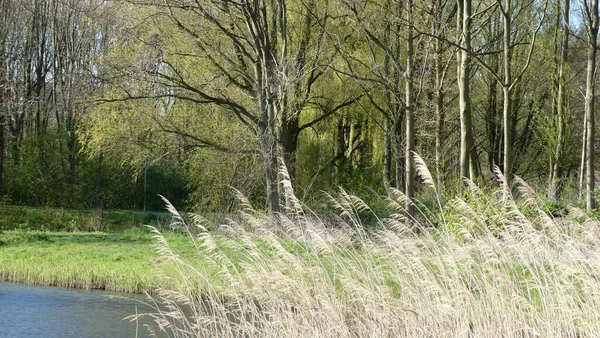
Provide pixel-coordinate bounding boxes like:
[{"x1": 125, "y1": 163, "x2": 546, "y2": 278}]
[
  {"x1": 384, "y1": 119, "x2": 392, "y2": 188},
  {"x1": 259, "y1": 74, "x2": 281, "y2": 214},
  {"x1": 260, "y1": 127, "x2": 281, "y2": 215},
  {"x1": 0, "y1": 114, "x2": 4, "y2": 194},
  {"x1": 435, "y1": 52, "x2": 444, "y2": 197},
  {"x1": 502, "y1": 0, "x2": 513, "y2": 183},
  {"x1": 280, "y1": 116, "x2": 299, "y2": 181},
  {"x1": 549, "y1": 0, "x2": 569, "y2": 201},
  {"x1": 580, "y1": 109, "x2": 587, "y2": 198},
  {"x1": 585, "y1": 0, "x2": 598, "y2": 211},
  {"x1": 487, "y1": 47, "x2": 499, "y2": 173},
  {"x1": 458, "y1": 0, "x2": 477, "y2": 184},
  {"x1": 405, "y1": 0, "x2": 415, "y2": 221},
  {"x1": 0, "y1": 20, "x2": 4, "y2": 195},
  {"x1": 433, "y1": 0, "x2": 446, "y2": 198},
  {"x1": 393, "y1": 117, "x2": 404, "y2": 190}
]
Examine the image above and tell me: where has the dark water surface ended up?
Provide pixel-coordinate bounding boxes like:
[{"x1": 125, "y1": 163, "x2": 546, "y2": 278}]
[{"x1": 0, "y1": 282, "x2": 160, "y2": 338}]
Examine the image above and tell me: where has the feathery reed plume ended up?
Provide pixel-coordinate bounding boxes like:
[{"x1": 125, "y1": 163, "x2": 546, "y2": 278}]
[
  {"x1": 462, "y1": 176, "x2": 483, "y2": 196},
  {"x1": 412, "y1": 151, "x2": 446, "y2": 225},
  {"x1": 412, "y1": 151, "x2": 436, "y2": 191},
  {"x1": 493, "y1": 165, "x2": 511, "y2": 201},
  {"x1": 513, "y1": 175, "x2": 538, "y2": 206},
  {"x1": 279, "y1": 158, "x2": 306, "y2": 225},
  {"x1": 537, "y1": 208, "x2": 556, "y2": 230},
  {"x1": 230, "y1": 187, "x2": 256, "y2": 214},
  {"x1": 568, "y1": 206, "x2": 591, "y2": 222}
]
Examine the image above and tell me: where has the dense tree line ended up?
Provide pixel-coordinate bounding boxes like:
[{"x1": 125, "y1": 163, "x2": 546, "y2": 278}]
[{"x1": 1, "y1": 0, "x2": 599, "y2": 214}]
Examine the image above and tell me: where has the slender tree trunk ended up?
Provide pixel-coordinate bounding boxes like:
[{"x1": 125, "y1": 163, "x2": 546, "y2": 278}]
[
  {"x1": 502, "y1": 0, "x2": 513, "y2": 183},
  {"x1": 260, "y1": 128, "x2": 281, "y2": 214},
  {"x1": 336, "y1": 116, "x2": 347, "y2": 170},
  {"x1": 405, "y1": 0, "x2": 415, "y2": 221},
  {"x1": 580, "y1": 110, "x2": 587, "y2": 198},
  {"x1": 393, "y1": 117, "x2": 404, "y2": 190},
  {"x1": 95, "y1": 152, "x2": 103, "y2": 209},
  {"x1": 435, "y1": 49, "x2": 445, "y2": 197},
  {"x1": 0, "y1": 30, "x2": 4, "y2": 195},
  {"x1": 433, "y1": 0, "x2": 446, "y2": 198},
  {"x1": 384, "y1": 119, "x2": 392, "y2": 188},
  {"x1": 458, "y1": 0, "x2": 477, "y2": 184},
  {"x1": 487, "y1": 50, "x2": 499, "y2": 173},
  {"x1": 549, "y1": 0, "x2": 570, "y2": 201},
  {"x1": 0, "y1": 0, "x2": 6, "y2": 196},
  {"x1": 585, "y1": 0, "x2": 598, "y2": 211}
]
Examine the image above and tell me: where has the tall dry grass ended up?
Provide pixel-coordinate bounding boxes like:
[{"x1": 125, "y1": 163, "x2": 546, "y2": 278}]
[{"x1": 135, "y1": 162, "x2": 600, "y2": 337}]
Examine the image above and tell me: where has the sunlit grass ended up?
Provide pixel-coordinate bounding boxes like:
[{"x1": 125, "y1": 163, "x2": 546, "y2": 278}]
[{"x1": 0, "y1": 229, "x2": 170, "y2": 293}]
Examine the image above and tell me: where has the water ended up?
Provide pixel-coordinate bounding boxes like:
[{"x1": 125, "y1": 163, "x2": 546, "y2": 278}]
[{"x1": 0, "y1": 282, "x2": 161, "y2": 338}]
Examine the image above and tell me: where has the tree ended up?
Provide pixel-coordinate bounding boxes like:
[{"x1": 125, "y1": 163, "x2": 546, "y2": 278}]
[
  {"x1": 457, "y1": 0, "x2": 478, "y2": 182},
  {"x1": 582, "y1": 0, "x2": 598, "y2": 211},
  {"x1": 548, "y1": 0, "x2": 570, "y2": 201},
  {"x1": 0, "y1": 0, "x2": 9, "y2": 194},
  {"x1": 94, "y1": 0, "x2": 357, "y2": 214},
  {"x1": 405, "y1": 0, "x2": 416, "y2": 220},
  {"x1": 493, "y1": 0, "x2": 547, "y2": 182}
]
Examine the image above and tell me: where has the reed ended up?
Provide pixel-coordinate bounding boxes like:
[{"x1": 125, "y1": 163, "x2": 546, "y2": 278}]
[{"x1": 138, "y1": 168, "x2": 600, "y2": 337}]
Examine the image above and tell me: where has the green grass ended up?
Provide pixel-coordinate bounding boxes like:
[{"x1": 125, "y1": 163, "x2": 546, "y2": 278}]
[
  {"x1": 0, "y1": 228, "x2": 185, "y2": 293},
  {"x1": 0, "y1": 226, "x2": 295, "y2": 294}
]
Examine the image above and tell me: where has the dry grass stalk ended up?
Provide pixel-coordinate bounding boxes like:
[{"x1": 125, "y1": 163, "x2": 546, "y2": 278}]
[{"x1": 140, "y1": 171, "x2": 600, "y2": 337}]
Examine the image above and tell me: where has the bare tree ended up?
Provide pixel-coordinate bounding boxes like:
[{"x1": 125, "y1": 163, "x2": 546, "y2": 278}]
[{"x1": 495, "y1": 0, "x2": 547, "y2": 182}]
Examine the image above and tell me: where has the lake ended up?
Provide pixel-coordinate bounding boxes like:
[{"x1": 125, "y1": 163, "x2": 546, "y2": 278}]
[{"x1": 0, "y1": 282, "x2": 161, "y2": 337}]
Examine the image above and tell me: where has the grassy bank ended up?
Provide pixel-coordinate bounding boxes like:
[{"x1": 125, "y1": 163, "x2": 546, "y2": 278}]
[
  {"x1": 0, "y1": 226, "x2": 275, "y2": 294},
  {"x1": 0, "y1": 228, "x2": 194, "y2": 293}
]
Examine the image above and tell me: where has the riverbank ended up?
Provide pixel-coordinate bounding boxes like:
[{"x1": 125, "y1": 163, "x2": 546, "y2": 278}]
[{"x1": 0, "y1": 228, "x2": 192, "y2": 293}]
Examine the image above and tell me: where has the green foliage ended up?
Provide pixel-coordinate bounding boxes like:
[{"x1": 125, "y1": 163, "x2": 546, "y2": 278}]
[
  {"x1": 185, "y1": 149, "x2": 266, "y2": 212},
  {"x1": 543, "y1": 200, "x2": 569, "y2": 218},
  {"x1": 0, "y1": 205, "x2": 170, "y2": 232}
]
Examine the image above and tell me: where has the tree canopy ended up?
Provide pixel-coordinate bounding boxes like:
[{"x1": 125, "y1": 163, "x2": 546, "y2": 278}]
[{"x1": 0, "y1": 0, "x2": 598, "y2": 213}]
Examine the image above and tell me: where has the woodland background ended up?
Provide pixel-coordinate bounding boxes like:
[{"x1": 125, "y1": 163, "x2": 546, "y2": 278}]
[{"x1": 0, "y1": 0, "x2": 596, "y2": 215}]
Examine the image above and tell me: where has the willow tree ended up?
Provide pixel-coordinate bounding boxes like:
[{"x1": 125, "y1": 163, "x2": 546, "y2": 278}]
[{"x1": 98, "y1": 0, "x2": 354, "y2": 214}]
